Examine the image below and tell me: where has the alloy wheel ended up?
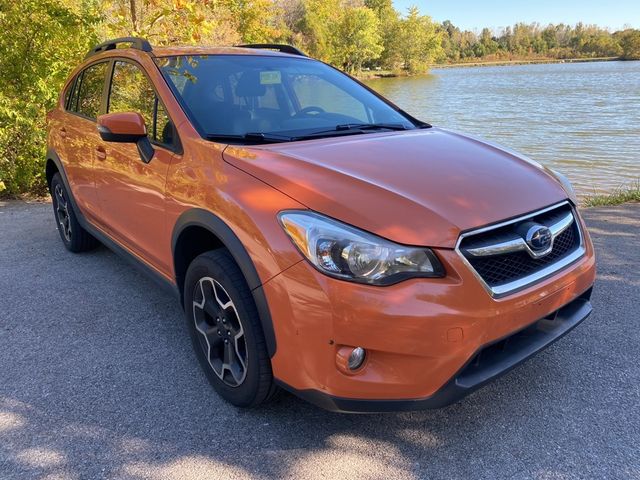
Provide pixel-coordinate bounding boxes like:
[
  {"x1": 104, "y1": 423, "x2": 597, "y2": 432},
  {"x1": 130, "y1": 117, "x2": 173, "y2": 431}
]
[
  {"x1": 54, "y1": 184, "x2": 72, "y2": 242},
  {"x1": 192, "y1": 277, "x2": 248, "y2": 387}
]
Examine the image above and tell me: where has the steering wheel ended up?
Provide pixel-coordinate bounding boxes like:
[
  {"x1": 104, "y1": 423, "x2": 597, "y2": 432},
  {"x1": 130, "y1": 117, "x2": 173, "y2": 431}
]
[{"x1": 294, "y1": 106, "x2": 326, "y2": 117}]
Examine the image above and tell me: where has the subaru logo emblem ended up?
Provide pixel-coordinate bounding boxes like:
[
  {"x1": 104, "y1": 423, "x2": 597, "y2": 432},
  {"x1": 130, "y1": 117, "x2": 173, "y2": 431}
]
[{"x1": 525, "y1": 225, "x2": 552, "y2": 252}]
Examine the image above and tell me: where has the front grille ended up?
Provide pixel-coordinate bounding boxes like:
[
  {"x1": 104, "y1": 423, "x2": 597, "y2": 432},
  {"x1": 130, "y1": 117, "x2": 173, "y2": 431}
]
[
  {"x1": 469, "y1": 226, "x2": 576, "y2": 286},
  {"x1": 458, "y1": 202, "x2": 584, "y2": 295}
]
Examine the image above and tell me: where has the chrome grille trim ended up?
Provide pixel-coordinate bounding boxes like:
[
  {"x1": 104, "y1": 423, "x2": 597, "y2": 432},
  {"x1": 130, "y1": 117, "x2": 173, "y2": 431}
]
[
  {"x1": 464, "y1": 210, "x2": 574, "y2": 259},
  {"x1": 455, "y1": 201, "x2": 586, "y2": 298}
]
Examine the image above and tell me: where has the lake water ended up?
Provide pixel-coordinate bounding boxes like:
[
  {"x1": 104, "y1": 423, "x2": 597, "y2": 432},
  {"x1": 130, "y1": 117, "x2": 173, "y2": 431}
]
[{"x1": 365, "y1": 61, "x2": 640, "y2": 196}]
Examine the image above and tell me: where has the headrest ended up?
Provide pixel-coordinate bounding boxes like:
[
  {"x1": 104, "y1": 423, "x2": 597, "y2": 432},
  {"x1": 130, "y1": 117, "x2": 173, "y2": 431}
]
[{"x1": 235, "y1": 70, "x2": 266, "y2": 97}]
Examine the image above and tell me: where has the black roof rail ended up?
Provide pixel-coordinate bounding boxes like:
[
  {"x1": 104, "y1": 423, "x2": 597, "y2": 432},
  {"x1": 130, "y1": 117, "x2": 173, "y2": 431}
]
[
  {"x1": 236, "y1": 44, "x2": 307, "y2": 57},
  {"x1": 85, "y1": 37, "x2": 153, "y2": 59}
]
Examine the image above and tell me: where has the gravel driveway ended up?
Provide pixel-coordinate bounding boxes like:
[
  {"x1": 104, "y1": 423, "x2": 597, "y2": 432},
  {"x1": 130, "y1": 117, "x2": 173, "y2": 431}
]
[{"x1": 1, "y1": 200, "x2": 638, "y2": 480}]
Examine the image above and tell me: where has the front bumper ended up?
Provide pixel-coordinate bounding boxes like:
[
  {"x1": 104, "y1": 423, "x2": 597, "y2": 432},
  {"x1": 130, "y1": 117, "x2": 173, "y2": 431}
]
[
  {"x1": 262, "y1": 214, "x2": 596, "y2": 412},
  {"x1": 277, "y1": 288, "x2": 592, "y2": 412}
]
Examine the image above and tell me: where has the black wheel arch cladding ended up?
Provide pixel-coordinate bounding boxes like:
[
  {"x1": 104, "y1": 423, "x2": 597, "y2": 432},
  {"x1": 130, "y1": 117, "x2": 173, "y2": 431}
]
[{"x1": 172, "y1": 208, "x2": 277, "y2": 358}]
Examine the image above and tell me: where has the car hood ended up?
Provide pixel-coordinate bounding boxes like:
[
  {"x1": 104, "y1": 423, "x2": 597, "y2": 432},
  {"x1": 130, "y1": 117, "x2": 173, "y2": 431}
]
[{"x1": 223, "y1": 127, "x2": 567, "y2": 248}]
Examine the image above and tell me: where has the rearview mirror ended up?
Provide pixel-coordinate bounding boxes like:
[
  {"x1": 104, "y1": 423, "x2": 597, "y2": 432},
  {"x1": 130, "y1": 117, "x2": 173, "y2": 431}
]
[{"x1": 97, "y1": 112, "x2": 154, "y2": 163}]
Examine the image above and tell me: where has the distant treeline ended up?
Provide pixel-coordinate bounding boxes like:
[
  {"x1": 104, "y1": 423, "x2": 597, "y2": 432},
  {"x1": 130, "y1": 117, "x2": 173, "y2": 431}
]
[
  {"x1": 440, "y1": 21, "x2": 640, "y2": 64},
  {"x1": 1, "y1": 0, "x2": 640, "y2": 196}
]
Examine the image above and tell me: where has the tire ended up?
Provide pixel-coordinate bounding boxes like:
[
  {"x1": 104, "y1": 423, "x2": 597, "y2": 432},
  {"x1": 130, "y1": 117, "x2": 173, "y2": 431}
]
[
  {"x1": 50, "y1": 173, "x2": 99, "y2": 253},
  {"x1": 184, "y1": 249, "x2": 277, "y2": 408}
]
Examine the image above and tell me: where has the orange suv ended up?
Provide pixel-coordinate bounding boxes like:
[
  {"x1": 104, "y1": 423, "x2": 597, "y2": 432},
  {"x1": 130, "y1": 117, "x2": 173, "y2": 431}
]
[{"x1": 46, "y1": 38, "x2": 596, "y2": 412}]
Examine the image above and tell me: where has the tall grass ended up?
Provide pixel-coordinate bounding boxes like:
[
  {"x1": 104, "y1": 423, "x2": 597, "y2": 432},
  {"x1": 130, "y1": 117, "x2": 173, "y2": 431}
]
[{"x1": 582, "y1": 181, "x2": 640, "y2": 207}]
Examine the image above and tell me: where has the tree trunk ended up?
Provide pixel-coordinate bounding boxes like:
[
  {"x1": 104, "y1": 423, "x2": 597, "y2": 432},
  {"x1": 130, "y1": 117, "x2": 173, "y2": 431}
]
[{"x1": 129, "y1": 0, "x2": 138, "y2": 33}]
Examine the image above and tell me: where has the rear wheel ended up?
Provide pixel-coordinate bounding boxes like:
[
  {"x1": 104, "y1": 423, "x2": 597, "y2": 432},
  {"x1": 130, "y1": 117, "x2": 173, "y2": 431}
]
[
  {"x1": 50, "y1": 173, "x2": 98, "y2": 252},
  {"x1": 184, "y1": 250, "x2": 277, "y2": 407}
]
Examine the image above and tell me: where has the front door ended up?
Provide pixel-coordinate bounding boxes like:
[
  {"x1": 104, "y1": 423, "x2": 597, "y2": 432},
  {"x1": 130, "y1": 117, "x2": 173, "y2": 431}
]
[{"x1": 93, "y1": 60, "x2": 179, "y2": 276}]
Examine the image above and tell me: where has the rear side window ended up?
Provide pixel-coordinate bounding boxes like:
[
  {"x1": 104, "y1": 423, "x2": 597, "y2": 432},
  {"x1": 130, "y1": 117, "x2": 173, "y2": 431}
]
[
  {"x1": 73, "y1": 62, "x2": 108, "y2": 119},
  {"x1": 108, "y1": 61, "x2": 174, "y2": 147}
]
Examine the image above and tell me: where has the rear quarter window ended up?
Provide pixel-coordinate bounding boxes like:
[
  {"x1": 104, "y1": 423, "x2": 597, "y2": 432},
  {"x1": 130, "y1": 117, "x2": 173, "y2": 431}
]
[{"x1": 64, "y1": 78, "x2": 76, "y2": 110}]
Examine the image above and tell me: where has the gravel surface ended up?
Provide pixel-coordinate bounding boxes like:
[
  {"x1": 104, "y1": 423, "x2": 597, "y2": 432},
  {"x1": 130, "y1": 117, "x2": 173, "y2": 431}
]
[{"x1": 0, "y1": 200, "x2": 638, "y2": 480}]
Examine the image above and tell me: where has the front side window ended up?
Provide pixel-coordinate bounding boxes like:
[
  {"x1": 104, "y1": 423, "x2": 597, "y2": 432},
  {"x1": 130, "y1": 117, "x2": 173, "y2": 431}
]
[
  {"x1": 72, "y1": 62, "x2": 108, "y2": 119},
  {"x1": 108, "y1": 61, "x2": 173, "y2": 146},
  {"x1": 156, "y1": 55, "x2": 416, "y2": 141}
]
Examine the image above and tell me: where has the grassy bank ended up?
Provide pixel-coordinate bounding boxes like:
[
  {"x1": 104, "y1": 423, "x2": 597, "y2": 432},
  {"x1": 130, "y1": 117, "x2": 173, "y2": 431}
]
[
  {"x1": 582, "y1": 183, "x2": 640, "y2": 207},
  {"x1": 357, "y1": 69, "x2": 410, "y2": 79}
]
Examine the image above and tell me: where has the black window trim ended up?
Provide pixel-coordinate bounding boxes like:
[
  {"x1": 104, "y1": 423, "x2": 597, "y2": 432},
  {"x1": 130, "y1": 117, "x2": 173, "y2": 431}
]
[
  {"x1": 63, "y1": 75, "x2": 77, "y2": 111},
  {"x1": 65, "y1": 60, "x2": 111, "y2": 122},
  {"x1": 66, "y1": 73, "x2": 81, "y2": 112},
  {"x1": 106, "y1": 57, "x2": 182, "y2": 155}
]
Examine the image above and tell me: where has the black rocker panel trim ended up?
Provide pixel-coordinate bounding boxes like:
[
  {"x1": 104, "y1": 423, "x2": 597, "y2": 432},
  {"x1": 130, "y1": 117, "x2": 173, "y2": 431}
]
[{"x1": 46, "y1": 148, "x2": 179, "y2": 298}]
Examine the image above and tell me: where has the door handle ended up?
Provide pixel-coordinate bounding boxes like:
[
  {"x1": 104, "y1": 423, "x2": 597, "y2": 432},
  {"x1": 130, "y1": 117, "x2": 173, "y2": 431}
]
[
  {"x1": 95, "y1": 146, "x2": 107, "y2": 161},
  {"x1": 59, "y1": 127, "x2": 67, "y2": 138}
]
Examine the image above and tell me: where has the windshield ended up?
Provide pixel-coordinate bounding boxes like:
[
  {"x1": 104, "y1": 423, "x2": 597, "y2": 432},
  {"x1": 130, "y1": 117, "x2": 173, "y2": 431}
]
[{"x1": 155, "y1": 55, "x2": 419, "y2": 142}]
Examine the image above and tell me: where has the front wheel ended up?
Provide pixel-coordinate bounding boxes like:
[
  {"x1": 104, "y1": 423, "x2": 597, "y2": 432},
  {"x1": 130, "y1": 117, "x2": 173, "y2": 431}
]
[{"x1": 184, "y1": 250, "x2": 277, "y2": 407}]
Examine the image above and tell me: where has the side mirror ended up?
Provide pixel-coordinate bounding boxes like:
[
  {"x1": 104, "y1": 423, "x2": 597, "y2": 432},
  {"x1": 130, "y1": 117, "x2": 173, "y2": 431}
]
[{"x1": 97, "y1": 112, "x2": 154, "y2": 163}]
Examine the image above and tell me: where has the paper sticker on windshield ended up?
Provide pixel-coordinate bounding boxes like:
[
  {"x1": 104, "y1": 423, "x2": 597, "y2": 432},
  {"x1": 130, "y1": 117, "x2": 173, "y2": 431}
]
[{"x1": 260, "y1": 71, "x2": 281, "y2": 85}]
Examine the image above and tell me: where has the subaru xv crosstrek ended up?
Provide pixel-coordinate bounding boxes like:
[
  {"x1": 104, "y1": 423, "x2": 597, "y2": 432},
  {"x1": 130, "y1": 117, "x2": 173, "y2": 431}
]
[{"x1": 46, "y1": 37, "x2": 595, "y2": 412}]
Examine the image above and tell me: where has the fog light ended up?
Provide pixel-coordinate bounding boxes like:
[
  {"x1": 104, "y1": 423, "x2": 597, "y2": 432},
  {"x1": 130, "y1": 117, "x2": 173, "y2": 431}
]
[{"x1": 348, "y1": 347, "x2": 366, "y2": 370}]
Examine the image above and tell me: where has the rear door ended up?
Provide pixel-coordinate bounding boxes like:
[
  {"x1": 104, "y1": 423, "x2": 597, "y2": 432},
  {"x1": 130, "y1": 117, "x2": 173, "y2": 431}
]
[
  {"x1": 93, "y1": 59, "x2": 178, "y2": 275},
  {"x1": 61, "y1": 61, "x2": 109, "y2": 221}
]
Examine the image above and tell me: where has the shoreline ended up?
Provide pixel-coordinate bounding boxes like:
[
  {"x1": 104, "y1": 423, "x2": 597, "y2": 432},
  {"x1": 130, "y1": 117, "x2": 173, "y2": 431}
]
[
  {"x1": 360, "y1": 57, "x2": 622, "y2": 79},
  {"x1": 431, "y1": 56, "x2": 620, "y2": 69}
]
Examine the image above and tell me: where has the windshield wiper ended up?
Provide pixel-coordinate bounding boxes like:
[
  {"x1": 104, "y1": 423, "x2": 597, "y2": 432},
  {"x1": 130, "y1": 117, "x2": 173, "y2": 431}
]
[
  {"x1": 285, "y1": 123, "x2": 411, "y2": 142},
  {"x1": 334, "y1": 122, "x2": 409, "y2": 131},
  {"x1": 205, "y1": 132, "x2": 293, "y2": 144},
  {"x1": 205, "y1": 123, "x2": 410, "y2": 144}
]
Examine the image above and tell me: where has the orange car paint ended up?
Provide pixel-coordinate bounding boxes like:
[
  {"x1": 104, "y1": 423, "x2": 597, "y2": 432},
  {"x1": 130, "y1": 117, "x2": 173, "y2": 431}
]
[
  {"x1": 263, "y1": 223, "x2": 595, "y2": 399},
  {"x1": 46, "y1": 45, "x2": 596, "y2": 409},
  {"x1": 98, "y1": 111, "x2": 147, "y2": 136}
]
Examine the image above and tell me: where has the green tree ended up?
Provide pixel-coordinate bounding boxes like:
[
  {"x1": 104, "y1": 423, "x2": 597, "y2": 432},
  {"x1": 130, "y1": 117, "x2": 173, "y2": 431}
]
[
  {"x1": 333, "y1": 6, "x2": 383, "y2": 73},
  {"x1": 229, "y1": 0, "x2": 289, "y2": 43},
  {"x1": 299, "y1": 0, "x2": 341, "y2": 62},
  {"x1": 100, "y1": 0, "x2": 240, "y2": 45},
  {"x1": 394, "y1": 6, "x2": 443, "y2": 73},
  {"x1": 619, "y1": 29, "x2": 640, "y2": 60},
  {"x1": 300, "y1": 0, "x2": 382, "y2": 71},
  {"x1": 581, "y1": 34, "x2": 622, "y2": 57},
  {"x1": 480, "y1": 27, "x2": 499, "y2": 55},
  {"x1": 0, "y1": 0, "x2": 100, "y2": 195},
  {"x1": 365, "y1": 0, "x2": 399, "y2": 69}
]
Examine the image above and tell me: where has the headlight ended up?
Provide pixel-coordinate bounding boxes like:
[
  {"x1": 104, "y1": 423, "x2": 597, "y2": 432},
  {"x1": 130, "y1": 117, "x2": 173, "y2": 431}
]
[
  {"x1": 549, "y1": 169, "x2": 578, "y2": 204},
  {"x1": 278, "y1": 211, "x2": 444, "y2": 285}
]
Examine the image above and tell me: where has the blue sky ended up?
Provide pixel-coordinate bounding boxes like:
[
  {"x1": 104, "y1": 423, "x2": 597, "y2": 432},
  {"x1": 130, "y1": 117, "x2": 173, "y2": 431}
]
[{"x1": 392, "y1": 0, "x2": 639, "y2": 31}]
